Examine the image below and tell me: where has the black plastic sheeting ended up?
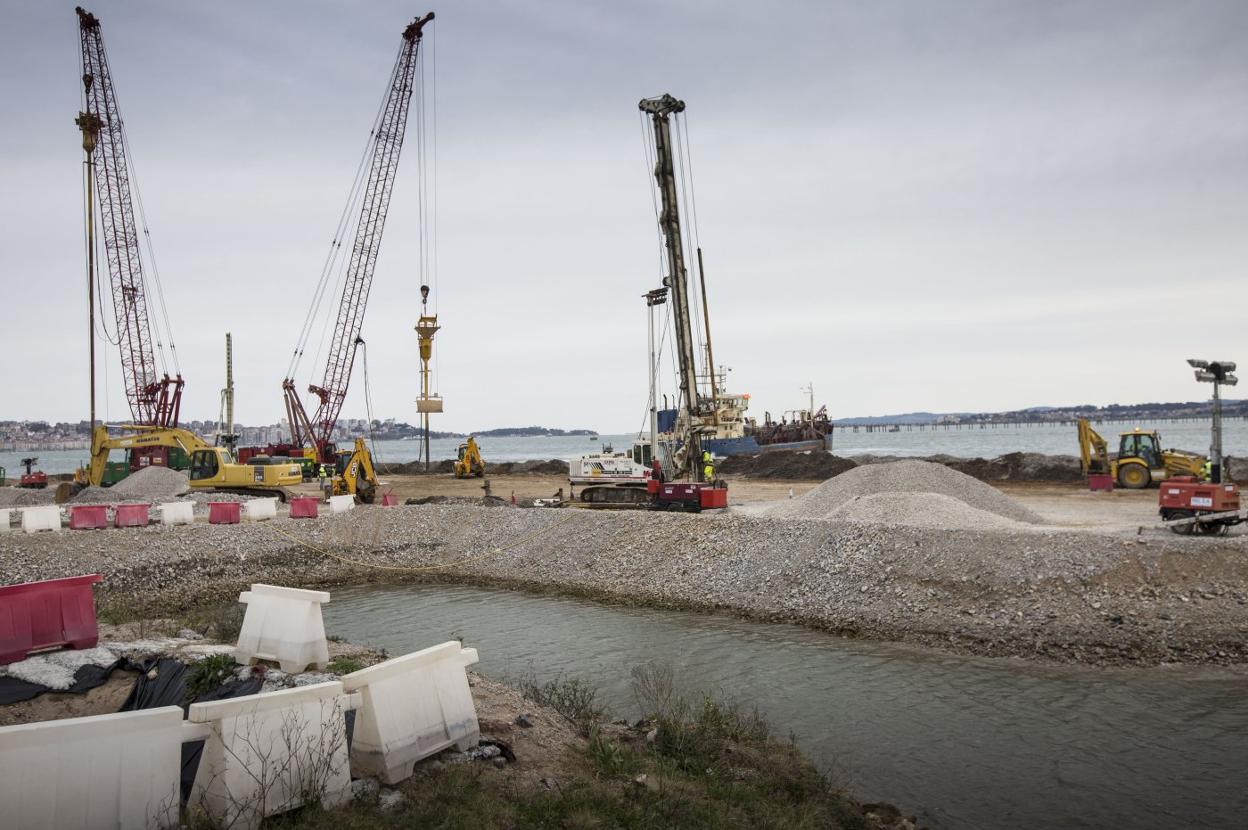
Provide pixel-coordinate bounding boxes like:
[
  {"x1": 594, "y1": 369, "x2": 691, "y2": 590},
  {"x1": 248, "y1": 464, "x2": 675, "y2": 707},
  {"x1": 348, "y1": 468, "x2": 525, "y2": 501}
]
[
  {"x1": 114, "y1": 657, "x2": 267, "y2": 804},
  {"x1": 0, "y1": 658, "x2": 132, "y2": 705}
]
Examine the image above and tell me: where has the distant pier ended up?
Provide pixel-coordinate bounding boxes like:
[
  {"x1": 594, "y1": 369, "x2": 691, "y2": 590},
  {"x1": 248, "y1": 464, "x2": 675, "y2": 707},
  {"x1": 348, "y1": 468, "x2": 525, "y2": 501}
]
[{"x1": 839, "y1": 415, "x2": 1247, "y2": 433}]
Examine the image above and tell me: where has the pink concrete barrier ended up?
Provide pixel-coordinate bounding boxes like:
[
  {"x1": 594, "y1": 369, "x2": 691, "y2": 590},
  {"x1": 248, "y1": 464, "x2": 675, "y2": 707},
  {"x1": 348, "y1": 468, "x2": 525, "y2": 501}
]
[
  {"x1": 69, "y1": 505, "x2": 109, "y2": 530},
  {"x1": 209, "y1": 502, "x2": 242, "y2": 524},
  {"x1": 114, "y1": 503, "x2": 150, "y2": 528},
  {"x1": 288, "y1": 497, "x2": 319, "y2": 519},
  {"x1": 0, "y1": 574, "x2": 103, "y2": 665}
]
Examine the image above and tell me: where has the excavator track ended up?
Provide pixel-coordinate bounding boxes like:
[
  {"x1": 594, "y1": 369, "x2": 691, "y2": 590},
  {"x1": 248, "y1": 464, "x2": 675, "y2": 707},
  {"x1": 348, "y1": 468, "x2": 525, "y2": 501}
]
[{"x1": 577, "y1": 485, "x2": 651, "y2": 509}]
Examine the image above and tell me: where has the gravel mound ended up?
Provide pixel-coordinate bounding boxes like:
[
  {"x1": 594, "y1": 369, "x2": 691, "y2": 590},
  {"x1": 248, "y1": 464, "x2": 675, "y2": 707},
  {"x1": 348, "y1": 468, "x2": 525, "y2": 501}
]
[
  {"x1": 379, "y1": 458, "x2": 569, "y2": 476},
  {"x1": 830, "y1": 492, "x2": 1028, "y2": 530},
  {"x1": 0, "y1": 487, "x2": 57, "y2": 507},
  {"x1": 719, "y1": 451, "x2": 856, "y2": 480},
  {"x1": 109, "y1": 466, "x2": 190, "y2": 498},
  {"x1": 767, "y1": 459, "x2": 1043, "y2": 524}
]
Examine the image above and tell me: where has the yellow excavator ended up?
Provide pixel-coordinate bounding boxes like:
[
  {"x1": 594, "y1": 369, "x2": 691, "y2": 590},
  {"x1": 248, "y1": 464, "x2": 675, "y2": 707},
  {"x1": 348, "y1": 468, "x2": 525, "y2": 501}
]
[
  {"x1": 1076, "y1": 419, "x2": 1206, "y2": 489},
  {"x1": 453, "y1": 436, "x2": 485, "y2": 478},
  {"x1": 71, "y1": 425, "x2": 302, "y2": 500}
]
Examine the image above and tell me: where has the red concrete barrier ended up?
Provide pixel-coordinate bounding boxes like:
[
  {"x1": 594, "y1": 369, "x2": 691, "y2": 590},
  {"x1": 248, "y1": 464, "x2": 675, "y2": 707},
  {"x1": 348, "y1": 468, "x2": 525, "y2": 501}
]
[
  {"x1": 1087, "y1": 474, "x2": 1114, "y2": 492},
  {"x1": 114, "y1": 504, "x2": 150, "y2": 528},
  {"x1": 208, "y1": 502, "x2": 242, "y2": 525},
  {"x1": 69, "y1": 505, "x2": 109, "y2": 530},
  {"x1": 381, "y1": 493, "x2": 399, "y2": 507},
  {"x1": 0, "y1": 574, "x2": 103, "y2": 664},
  {"x1": 289, "y1": 497, "x2": 319, "y2": 519}
]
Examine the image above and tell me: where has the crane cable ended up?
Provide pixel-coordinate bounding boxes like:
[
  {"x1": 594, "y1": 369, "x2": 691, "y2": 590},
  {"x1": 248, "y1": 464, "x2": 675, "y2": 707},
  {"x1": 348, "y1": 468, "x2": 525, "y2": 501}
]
[
  {"x1": 264, "y1": 509, "x2": 581, "y2": 573},
  {"x1": 286, "y1": 74, "x2": 394, "y2": 381}
]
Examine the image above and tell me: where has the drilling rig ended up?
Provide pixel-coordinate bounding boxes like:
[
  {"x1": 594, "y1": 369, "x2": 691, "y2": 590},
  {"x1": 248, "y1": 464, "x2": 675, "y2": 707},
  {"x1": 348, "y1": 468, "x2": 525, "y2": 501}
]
[
  {"x1": 276, "y1": 12, "x2": 435, "y2": 503},
  {"x1": 74, "y1": 6, "x2": 188, "y2": 481},
  {"x1": 72, "y1": 8, "x2": 299, "y2": 499},
  {"x1": 638, "y1": 93, "x2": 727, "y2": 510}
]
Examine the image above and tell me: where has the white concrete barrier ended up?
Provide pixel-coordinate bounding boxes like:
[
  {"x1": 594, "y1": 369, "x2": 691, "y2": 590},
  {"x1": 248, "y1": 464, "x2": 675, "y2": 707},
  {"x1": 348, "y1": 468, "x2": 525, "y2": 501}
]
[
  {"x1": 327, "y1": 494, "x2": 355, "y2": 513},
  {"x1": 235, "y1": 584, "x2": 330, "y2": 674},
  {"x1": 158, "y1": 501, "x2": 195, "y2": 526},
  {"x1": 189, "y1": 681, "x2": 360, "y2": 830},
  {"x1": 0, "y1": 508, "x2": 11, "y2": 533},
  {"x1": 341, "y1": 642, "x2": 481, "y2": 784},
  {"x1": 0, "y1": 706, "x2": 209, "y2": 829},
  {"x1": 243, "y1": 497, "x2": 278, "y2": 521},
  {"x1": 21, "y1": 505, "x2": 61, "y2": 533}
]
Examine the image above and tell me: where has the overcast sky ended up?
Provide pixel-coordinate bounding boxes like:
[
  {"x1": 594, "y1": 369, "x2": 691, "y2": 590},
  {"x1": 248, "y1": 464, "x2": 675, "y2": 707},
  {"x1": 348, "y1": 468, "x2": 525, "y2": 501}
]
[{"x1": 2, "y1": 0, "x2": 1246, "y2": 432}]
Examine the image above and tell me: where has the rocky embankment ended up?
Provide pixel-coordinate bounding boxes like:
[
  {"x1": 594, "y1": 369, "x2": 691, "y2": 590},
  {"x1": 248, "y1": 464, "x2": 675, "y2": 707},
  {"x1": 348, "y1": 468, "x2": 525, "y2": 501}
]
[{"x1": 4, "y1": 462, "x2": 1247, "y2": 667}]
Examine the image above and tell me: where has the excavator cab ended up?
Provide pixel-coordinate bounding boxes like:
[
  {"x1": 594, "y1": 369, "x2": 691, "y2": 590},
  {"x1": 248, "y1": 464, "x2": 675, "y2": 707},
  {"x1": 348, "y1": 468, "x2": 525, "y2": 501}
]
[{"x1": 188, "y1": 449, "x2": 220, "y2": 481}]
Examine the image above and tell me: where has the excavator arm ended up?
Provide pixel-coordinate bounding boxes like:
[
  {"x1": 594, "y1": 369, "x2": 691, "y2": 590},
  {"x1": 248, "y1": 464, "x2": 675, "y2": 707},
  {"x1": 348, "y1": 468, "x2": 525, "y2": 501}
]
[
  {"x1": 1076, "y1": 419, "x2": 1109, "y2": 476},
  {"x1": 81, "y1": 425, "x2": 210, "y2": 486}
]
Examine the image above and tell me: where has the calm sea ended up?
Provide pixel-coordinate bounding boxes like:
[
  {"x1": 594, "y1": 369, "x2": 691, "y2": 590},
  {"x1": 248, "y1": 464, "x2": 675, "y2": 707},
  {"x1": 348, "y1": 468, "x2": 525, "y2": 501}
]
[{"x1": 4, "y1": 420, "x2": 1246, "y2": 476}]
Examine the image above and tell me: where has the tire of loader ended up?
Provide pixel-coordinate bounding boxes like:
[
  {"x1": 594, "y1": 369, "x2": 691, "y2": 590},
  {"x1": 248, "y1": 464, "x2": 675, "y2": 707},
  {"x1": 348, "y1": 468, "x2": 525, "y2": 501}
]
[{"x1": 1118, "y1": 463, "x2": 1151, "y2": 489}]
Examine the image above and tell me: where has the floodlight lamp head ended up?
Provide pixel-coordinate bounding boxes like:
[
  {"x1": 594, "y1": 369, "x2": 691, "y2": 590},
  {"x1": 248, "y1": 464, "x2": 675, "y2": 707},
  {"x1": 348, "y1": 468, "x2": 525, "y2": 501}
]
[
  {"x1": 1188, "y1": 358, "x2": 1209, "y2": 369},
  {"x1": 1195, "y1": 370, "x2": 1216, "y2": 382}
]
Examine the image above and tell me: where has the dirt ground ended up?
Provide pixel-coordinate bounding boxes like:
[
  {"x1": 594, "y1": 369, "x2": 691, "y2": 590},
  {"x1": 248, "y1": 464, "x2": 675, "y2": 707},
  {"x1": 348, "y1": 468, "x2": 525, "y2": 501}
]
[{"x1": 370, "y1": 472, "x2": 1192, "y2": 535}]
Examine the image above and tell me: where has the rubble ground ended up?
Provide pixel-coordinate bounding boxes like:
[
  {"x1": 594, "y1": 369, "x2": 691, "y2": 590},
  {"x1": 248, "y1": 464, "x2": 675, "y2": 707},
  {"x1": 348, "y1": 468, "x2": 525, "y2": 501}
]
[{"x1": 3, "y1": 469, "x2": 1246, "y2": 667}]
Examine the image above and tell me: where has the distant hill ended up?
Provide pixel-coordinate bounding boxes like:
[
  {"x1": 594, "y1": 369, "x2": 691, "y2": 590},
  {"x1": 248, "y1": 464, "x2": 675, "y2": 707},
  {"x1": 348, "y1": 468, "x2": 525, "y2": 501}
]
[
  {"x1": 833, "y1": 400, "x2": 1248, "y2": 426},
  {"x1": 473, "y1": 426, "x2": 598, "y2": 438}
]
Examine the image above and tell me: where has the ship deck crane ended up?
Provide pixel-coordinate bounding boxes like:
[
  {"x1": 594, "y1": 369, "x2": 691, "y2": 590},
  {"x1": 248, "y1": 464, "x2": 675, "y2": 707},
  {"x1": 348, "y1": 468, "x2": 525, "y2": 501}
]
[{"x1": 280, "y1": 12, "x2": 434, "y2": 502}]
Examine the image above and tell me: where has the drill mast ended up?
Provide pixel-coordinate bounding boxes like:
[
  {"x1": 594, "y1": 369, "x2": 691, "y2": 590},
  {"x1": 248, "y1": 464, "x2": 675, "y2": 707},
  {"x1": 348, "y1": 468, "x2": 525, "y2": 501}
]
[{"x1": 640, "y1": 93, "x2": 704, "y2": 479}]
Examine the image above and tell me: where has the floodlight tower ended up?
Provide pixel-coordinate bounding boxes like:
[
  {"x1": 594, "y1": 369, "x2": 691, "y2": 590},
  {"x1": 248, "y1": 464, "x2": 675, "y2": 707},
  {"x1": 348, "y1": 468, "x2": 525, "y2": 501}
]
[{"x1": 1187, "y1": 358, "x2": 1238, "y2": 483}]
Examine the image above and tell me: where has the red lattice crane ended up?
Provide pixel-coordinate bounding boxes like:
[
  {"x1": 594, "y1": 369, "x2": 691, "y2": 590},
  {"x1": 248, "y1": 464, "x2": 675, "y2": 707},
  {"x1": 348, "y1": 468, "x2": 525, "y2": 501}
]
[
  {"x1": 76, "y1": 7, "x2": 183, "y2": 431},
  {"x1": 283, "y1": 12, "x2": 434, "y2": 463}
]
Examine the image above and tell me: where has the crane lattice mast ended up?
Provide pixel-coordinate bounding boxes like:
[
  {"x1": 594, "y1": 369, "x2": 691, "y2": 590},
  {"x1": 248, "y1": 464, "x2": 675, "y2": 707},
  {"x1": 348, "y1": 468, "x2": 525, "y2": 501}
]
[
  {"x1": 284, "y1": 12, "x2": 433, "y2": 460},
  {"x1": 640, "y1": 93, "x2": 705, "y2": 479},
  {"x1": 76, "y1": 6, "x2": 182, "y2": 428}
]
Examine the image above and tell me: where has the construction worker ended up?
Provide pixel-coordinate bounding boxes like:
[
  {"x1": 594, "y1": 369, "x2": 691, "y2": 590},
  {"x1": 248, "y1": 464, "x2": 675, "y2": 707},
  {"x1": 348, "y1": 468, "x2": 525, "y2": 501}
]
[
  {"x1": 1202, "y1": 459, "x2": 1213, "y2": 481},
  {"x1": 702, "y1": 450, "x2": 714, "y2": 484},
  {"x1": 318, "y1": 463, "x2": 332, "y2": 498},
  {"x1": 651, "y1": 456, "x2": 665, "y2": 484}
]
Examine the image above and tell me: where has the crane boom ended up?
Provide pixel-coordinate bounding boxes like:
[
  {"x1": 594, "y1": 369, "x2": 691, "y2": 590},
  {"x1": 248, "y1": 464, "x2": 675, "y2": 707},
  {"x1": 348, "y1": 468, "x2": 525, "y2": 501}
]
[
  {"x1": 640, "y1": 93, "x2": 704, "y2": 479},
  {"x1": 76, "y1": 6, "x2": 182, "y2": 428},
  {"x1": 285, "y1": 12, "x2": 433, "y2": 458}
]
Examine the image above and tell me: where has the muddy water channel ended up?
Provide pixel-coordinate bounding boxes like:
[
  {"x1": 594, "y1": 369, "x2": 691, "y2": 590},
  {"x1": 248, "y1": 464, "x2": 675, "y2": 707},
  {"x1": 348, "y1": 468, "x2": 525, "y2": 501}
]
[{"x1": 322, "y1": 584, "x2": 1247, "y2": 829}]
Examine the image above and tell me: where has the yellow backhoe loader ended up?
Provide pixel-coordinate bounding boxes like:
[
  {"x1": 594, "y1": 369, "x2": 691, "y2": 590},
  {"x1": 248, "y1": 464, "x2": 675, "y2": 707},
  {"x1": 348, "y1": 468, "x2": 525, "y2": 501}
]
[
  {"x1": 331, "y1": 438, "x2": 379, "y2": 502},
  {"x1": 453, "y1": 436, "x2": 485, "y2": 478},
  {"x1": 1076, "y1": 419, "x2": 1206, "y2": 489},
  {"x1": 71, "y1": 425, "x2": 302, "y2": 500}
]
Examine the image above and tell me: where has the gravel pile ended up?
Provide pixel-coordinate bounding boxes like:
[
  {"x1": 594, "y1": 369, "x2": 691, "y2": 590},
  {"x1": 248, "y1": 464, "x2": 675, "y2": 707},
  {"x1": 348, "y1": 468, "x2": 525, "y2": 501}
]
[
  {"x1": 830, "y1": 492, "x2": 1027, "y2": 530},
  {"x1": 70, "y1": 466, "x2": 191, "y2": 505},
  {"x1": 767, "y1": 459, "x2": 1043, "y2": 524},
  {"x1": 719, "y1": 451, "x2": 857, "y2": 480},
  {"x1": 108, "y1": 466, "x2": 190, "y2": 499},
  {"x1": 0, "y1": 487, "x2": 57, "y2": 507}
]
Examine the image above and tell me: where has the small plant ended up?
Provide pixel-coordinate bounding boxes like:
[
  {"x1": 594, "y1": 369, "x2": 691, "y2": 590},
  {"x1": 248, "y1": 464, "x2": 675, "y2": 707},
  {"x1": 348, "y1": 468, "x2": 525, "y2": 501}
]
[
  {"x1": 181, "y1": 603, "x2": 246, "y2": 642},
  {"x1": 327, "y1": 656, "x2": 364, "y2": 675},
  {"x1": 587, "y1": 727, "x2": 629, "y2": 778},
  {"x1": 515, "y1": 670, "x2": 606, "y2": 731},
  {"x1": 187, "y1": 654, "x2": 239, "y2": 700}
]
